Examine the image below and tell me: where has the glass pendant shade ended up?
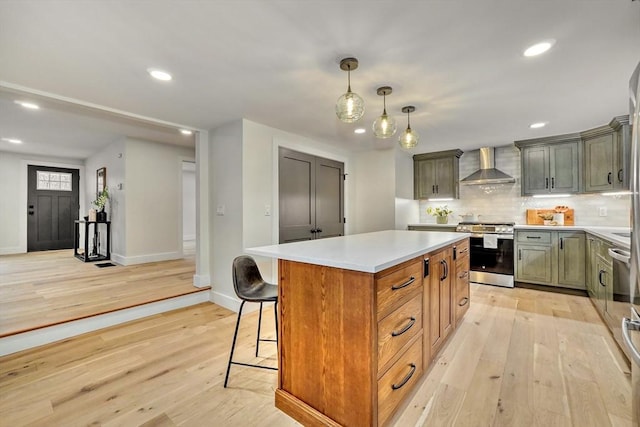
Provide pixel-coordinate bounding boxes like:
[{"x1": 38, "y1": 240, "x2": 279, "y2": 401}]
[
  {"x1": 399, "y1": 127, "x2": 419, "y2": 148},
  {"x1": 336, "y1": 90, "x2": 365, "y2": 123},
  {"x1": 399, "y1": 105, "x2": 419, "y2": 148},
  {"x1": 336, "y1": 58, "x2": 365, "y2": 123},
  {"x1": 373, "y1": 86, "x2": 397, "y2": 138}
]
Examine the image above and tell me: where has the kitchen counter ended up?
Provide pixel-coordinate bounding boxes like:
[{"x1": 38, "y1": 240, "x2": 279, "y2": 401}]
[
  {"x1": 514, "y1": 224, "x2": 631, "y2": 249},
  {"x1": 246, "y1": 229, "x2": 467, "y2": 273}
]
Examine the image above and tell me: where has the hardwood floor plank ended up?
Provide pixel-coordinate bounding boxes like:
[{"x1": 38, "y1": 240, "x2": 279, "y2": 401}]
[{"x1": 0, "y1": 285, "x2": 632, "y2": 427}]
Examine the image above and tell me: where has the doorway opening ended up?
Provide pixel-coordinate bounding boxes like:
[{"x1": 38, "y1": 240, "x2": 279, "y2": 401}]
[{"x1": 182, "y1": 161, "x2": 196, "y2": 257}]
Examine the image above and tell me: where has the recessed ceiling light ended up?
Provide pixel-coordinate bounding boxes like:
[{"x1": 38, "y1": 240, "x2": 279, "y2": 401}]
[
  {"x1": 14, "y1": 100, "x2": 40, "y2": 109},
  {"x1": 180, "y1": 129, "x2": 193, "y2": 135},
  {"x1": 523, "y1": 40, "x2": 555, "y2": 57},
  {"x1": 529, "y1": 122, "x2": 547, "y2": 129},
  {"x1": 1, "y1": 137, "x2": 23, "y2": 144},
  {"x1": 354, "y1": 128, "x2": 366, "y2": 134},
  {"x1": 147, "y1": 68, "x2": 172, "y2": 81}
]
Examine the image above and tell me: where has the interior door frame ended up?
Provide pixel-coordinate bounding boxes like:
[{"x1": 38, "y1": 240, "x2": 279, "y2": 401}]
[
  {"x1": 271, "y1": 138, "x2": 350, "y2": 247},
  {"x1": 17, "y1": 159, "x2": 86, "y2": 254}
]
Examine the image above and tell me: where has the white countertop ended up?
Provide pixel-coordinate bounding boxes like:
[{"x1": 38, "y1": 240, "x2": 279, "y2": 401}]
[
  {"x1": 407, "y1": 223, "x2": 457, "y2": 228},
  {"x1": 514, "y1": 224, "x2": 631, "y2": 249},
  {"x1": 246, "y1": 230, "x2": 469, "y2": 273}
]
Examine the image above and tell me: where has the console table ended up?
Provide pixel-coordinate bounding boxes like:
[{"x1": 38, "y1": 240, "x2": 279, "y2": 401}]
[{"x1": 74, "y1": 220, "x2": 111, "y2": 262}]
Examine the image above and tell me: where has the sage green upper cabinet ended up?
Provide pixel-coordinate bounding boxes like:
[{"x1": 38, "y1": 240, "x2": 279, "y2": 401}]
[
  {"x1": 413, "y1": 149, "x2": 463, "y2": 200},
  {"x1": 515, "y1": 136, "x2": 581, "y2": 196},
  {"x1": 582, "y1": 115, "x2": 631, "y2": 193}
]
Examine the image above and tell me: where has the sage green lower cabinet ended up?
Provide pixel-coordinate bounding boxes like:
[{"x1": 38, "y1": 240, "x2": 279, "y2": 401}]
[
  {"x1": 515, "y1": 230, "x2": 586, "y2": 290},
  {"x1": 516, "y1": 244, "x2": 553, "y2": 283},
  {"x1": 587, "y1": 235, "x2": 614, "y2": 327},
  {"x1": 585, "y1": 236, "x2": 597, "y2": 298},
  {"x1": 557, "y1": 232, "x2": 585, "y2": 287}
]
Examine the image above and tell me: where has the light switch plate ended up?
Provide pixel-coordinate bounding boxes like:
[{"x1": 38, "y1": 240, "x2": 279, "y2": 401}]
[
  {"x1": 265, "y1": 205, "x2": 271, "y2": 216},
  {"x1": 599, "y1": 207, "x2": 607, "y2": 216},
  {"x1": 216, "y1": 205, "x2": 225, "y2": 216}
]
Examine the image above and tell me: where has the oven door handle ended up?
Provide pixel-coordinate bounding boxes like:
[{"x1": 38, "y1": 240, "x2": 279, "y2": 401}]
[
  {"x1": 469, "y1": 233, "x2": 513, "y2": 240},
  {"x1": 622, "y1": 318, "x2": 640, "y2": 366}
]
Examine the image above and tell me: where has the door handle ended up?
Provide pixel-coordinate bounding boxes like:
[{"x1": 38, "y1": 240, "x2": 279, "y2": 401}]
[
  {"x1": 551, "y1": 177, "x2": 555, "y2": 189},
  {"x1": 618, "y1": 169, "x2": 624, "y2": 183},
  {"x1": 545, "y1": 178, "x2": 549, "y2": 189},
  {"x1": 598, "y1": 269, "x2": 605, "y2": 286},
  {"x1": 432, "y1": 185, "x2": 435, "y2": 194},
  {"x1": 560, "y1": 238, "x2": 563, "y2": 250},
  {"x1": 435, "y1": 184, "x2": 439, "y2": 193},
  {"x1": 518, "y1": 249, "x2": 522, "y2": 260},
  {"x1": 607, "y1": 172, "x2": 612, "y2": 185},
  {"x1": 316, "y1": 228, "x2": 322, "y2": 233},
  {"x1": 28, "y1": 211, "x2": 34, "y2": 216}
]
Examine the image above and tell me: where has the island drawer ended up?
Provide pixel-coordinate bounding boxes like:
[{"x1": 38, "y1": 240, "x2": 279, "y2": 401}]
[
  {"x1": 453, "y1": 238, "x2": 470, "y2": 262},
  {"x1": 516, "y1": 230, "x2": 551, "y2": 244},
  {"x1": 376, "y1": 258, "x2": 423, "y2": 316},
  {"x1": 377, "y1": 334, "x2": 423, "y2": 426},
  {"x1": 454, "y1": 265, "x2": 470, "y2": 325},
  {"x1": 378, "y1": 291, "x2": 423, "y2": 372}
]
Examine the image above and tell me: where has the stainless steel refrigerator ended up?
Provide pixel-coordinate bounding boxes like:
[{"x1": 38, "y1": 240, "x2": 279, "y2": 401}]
[{"x1": 623, "y1": 60, "x2": 640, "y2": 424}]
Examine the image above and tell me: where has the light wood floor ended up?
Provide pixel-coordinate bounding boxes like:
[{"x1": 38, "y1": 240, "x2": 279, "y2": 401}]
[
  {"x1": 0, "y1": 247, "x2": 203, "y2": 337},
  {"x1": 0, "y1": 283, "x2": 632, "y2": 426}
]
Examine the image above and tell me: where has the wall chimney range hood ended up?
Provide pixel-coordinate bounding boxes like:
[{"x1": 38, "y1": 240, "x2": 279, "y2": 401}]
[{"x1": 460, "y1": 147, "x2": 515, "y2": 185}]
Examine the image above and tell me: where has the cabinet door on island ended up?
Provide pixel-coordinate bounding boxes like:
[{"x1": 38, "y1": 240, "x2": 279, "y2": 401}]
[{"x1": 427, "y1": 247, "x2": 453, "y2": 359}]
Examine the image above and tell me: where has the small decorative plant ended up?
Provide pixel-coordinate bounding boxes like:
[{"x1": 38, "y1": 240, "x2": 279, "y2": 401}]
[
  {"x1": 427, "y1": 205, "x2": 453, "y2": 224},
  {"x1": 92, "y1": 187, "x2": 109, "y2": 211}
]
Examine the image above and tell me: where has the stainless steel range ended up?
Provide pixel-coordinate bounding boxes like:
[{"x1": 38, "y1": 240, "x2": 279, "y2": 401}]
[{"x1": 456, "y1": 221, "x2": 515, "y2": 288}]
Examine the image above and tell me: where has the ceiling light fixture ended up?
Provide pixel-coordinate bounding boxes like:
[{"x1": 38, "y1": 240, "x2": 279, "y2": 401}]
[
  {"x1": 399, "y1": 106, "x2": 419, "y2": 149},
  {"x1": 372, "y1": 86, "x2": 397, "y2": 138},
  {"x1": 180, "y1": 129, "x2": 193, "y2": 135},
  {"x1": 354, "y1": 128, "x2": 366, "y2": 134},
  {"x1": 1, "y1": 137, "x2": 23, "y2": 144},
  {"x1": 14, "y1": 100, "x2": 39, "y2": 109},
  {"x1": 335, "y1": 57, "x2": 365, "y2": 123},
  {"x1": 523, "y1": 40, "x2": 555, "y2": 57},
  {"x1": 147, "y1": 68, "x2": 172, "y2": 81},
  {"x1": 529, "y1": 122, "x2": 547, "y2": 129}
]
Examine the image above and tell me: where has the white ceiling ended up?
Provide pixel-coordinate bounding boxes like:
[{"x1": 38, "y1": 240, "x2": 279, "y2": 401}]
[{"x1": 0, "y1": 1, "x2": 638, "y2": 159}]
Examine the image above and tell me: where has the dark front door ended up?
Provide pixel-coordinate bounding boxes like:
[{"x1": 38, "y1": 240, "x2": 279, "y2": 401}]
[
  {"x1": 27, "y1": 165, "x2": 80, "y2": 251},
  {"x1": 279, "y1": 148, "x2": 344, "y2": 243}
]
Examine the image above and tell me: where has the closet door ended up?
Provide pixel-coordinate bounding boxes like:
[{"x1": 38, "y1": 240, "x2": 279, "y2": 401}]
[
  {"x1": 279, "y1": 148, "x2": 316, "y2": 243},
  {"x1": 315, "y1": 157, "x2": 344, "y2": 239},
  {"x1": 279, "y1": 148, "x2": 344, "y2": 243}
]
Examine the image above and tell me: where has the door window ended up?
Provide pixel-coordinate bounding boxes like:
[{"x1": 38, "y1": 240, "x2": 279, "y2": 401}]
[{"x1": 37, "y1": 170, "x2": 73, "y2": 191}]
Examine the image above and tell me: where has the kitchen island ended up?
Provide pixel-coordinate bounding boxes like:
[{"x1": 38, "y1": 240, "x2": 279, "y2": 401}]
[{"x1": 247, "y1": 230, "x2": 471, "y2": 427}]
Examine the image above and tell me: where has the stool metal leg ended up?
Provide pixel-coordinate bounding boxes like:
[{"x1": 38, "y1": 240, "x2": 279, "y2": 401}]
[
  {"x1": 255, "y1": 302, "x2": 263, "y2": 357},
  {"x1": 224, "y1": 300, "x2": 245, "y2": 388}
]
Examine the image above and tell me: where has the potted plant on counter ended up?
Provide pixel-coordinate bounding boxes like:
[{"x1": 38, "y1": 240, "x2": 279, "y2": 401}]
[{"x1": 427, "y1": 205, "x2": 453, "y2": 224}]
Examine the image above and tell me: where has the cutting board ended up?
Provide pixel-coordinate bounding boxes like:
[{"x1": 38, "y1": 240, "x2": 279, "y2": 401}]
[{"x1": 526, "y1": 209, "x2": 574, "y2": 225}]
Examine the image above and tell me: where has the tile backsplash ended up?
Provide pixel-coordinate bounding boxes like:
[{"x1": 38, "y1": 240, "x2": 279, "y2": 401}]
[{"x1": 418, "y1": 145, "x2": 630, "y2": 227}]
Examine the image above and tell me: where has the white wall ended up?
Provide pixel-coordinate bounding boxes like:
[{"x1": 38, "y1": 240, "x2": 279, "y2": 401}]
[
  {"x1": 395, "y1": 149, "x2": 419, "y2": 230},
  {"x1": 210, "y1": 120, "x2": 244, "y2": 309},
  {"x1": 419, "y1": 144, "x2": 631, "y2": 227},
  {"x1": 350, "y1": 149, "x2": 396, "y2": 234},
  {"x1": 124, "y1": 139, "x2": 195, "y2": 262},
  {"x1": 0, "y1": 151, "x2": 84, "y2": 254},
  {"x1": 182, "y1": 163, "x2": 196, "y2": 240},
  {"x1": 85, "y1": 138, "x2": 126, "y2": 256}
]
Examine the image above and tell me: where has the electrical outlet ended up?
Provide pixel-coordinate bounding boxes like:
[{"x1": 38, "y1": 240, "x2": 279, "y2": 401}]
[
  {"x1": 216, "y1": 205, "x2": 225, "y2": 216},
  {"x1": 599, "y1": 207, "x2": 608, "y2": 216},
  {"x1": 264, "y1": 205, "x2": 271, "y2": 216}
]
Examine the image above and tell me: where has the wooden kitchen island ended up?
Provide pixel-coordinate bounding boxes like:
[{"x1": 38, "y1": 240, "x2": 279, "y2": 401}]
[{"x1": 247, "y1": 230, "x2": 470, "y2": 427}]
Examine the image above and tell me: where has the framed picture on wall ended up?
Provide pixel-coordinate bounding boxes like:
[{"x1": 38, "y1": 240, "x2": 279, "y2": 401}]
[{"x1": 96, "y1": 167, "x2": 106, "y2": 196}]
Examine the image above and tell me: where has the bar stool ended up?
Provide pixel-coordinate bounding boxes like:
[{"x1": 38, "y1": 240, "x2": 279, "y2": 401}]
[{"x1": 223, "y1": 255, "x2": 278, "y2": 388}]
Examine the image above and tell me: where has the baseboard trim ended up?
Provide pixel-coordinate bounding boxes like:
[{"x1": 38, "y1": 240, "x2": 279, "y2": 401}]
[
  {"x1": 0, "y1": 290, "x2": 211, "y2": 357},
  {"x1": 0, "y1": 246, "x2": 24, "y2": 255},
  {"x1": 210, "y1": 291, "x2": 273, "y2": 314},
  {"x1": 193, "y1": 274, "x2": 211, "y2": 287},
  {"x1": 112, "y1": 251, "x2": 182, "y2": 266}
]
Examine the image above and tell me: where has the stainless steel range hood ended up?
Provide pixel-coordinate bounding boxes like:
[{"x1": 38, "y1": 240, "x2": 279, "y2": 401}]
[{"x1": 460, "y1": 147, "x2": 515, "y2": 185}]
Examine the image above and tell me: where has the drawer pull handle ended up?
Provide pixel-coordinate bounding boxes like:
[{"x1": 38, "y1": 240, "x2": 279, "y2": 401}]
[
  {"x1": 459, "y1": 247, "x2": 468, "y2": 254},
  {"x1": 391, "y1": 317, "x2": 416, "y2": 337},
  {"x1": 526, "y1": 236, "x2": 541, "y2": 239},
  {"x1": 459, "y1": 271, "x2": 468, "y2": 279},
  {"x1": 459, "y1": 297, "x2": 469, "y2": 307},
  {"x1": 391, "y1": 363, "x2": 416, "y2": 390},
  {"x1": 392, "y1": 276, "x2": 415, "y2": 291}
]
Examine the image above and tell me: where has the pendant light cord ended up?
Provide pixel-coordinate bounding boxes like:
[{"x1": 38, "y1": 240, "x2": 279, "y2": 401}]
[{"x1": 347, "y1": 66, "x2": 352, "y2": 92}]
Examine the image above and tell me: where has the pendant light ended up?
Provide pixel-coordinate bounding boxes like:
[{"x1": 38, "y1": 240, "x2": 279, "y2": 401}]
[
  {"x1": 335, "y1": 57, "x2": 365, "y2": 123},
  {"x1": 372, "y1": 86, "x2": 397, "y2": 138},
  {"x1": 399, "y1": 106, "x2": 419, "y2": 148}
]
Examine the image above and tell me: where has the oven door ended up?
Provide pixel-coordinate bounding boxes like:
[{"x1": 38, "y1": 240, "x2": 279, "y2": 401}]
[{"x1": 469, "y1": 235, "x2": 514, "y2": 276}]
